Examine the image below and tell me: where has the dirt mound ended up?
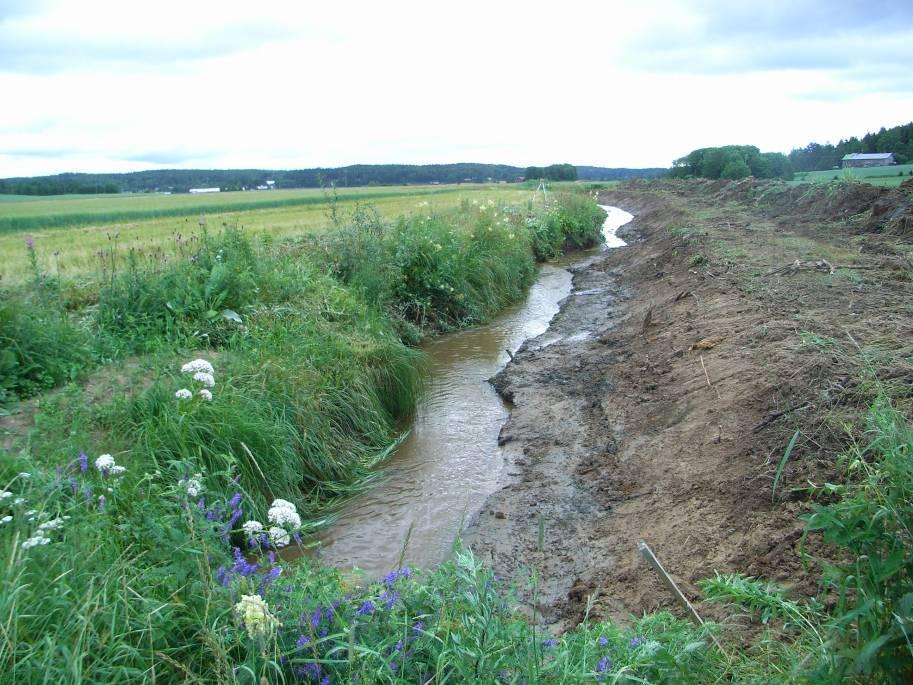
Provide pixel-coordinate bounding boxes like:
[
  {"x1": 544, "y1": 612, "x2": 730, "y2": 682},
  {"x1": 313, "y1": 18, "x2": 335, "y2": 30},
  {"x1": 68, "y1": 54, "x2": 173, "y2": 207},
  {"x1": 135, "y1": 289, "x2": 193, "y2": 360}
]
[
  {"x1": 466, "y1": 181, "x2": 913, "y2": 631},
  {"x1": 864, "y1": 177, "x2": 913, "y2": 238}
]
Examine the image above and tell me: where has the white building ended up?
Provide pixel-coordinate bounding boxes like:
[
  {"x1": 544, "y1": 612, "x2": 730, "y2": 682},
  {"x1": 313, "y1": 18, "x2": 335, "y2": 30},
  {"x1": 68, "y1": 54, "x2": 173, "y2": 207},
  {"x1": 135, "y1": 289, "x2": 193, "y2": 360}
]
[{"x1": 189, "y1": 187, "x2": 221, "y2": 194}]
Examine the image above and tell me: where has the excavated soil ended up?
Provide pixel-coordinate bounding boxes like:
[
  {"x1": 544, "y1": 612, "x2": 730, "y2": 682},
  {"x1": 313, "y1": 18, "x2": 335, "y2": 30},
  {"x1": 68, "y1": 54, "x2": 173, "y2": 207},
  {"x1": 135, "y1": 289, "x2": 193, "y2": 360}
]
[{"x1": 465, "y1": 179, "x2": 913, "y2": 630}]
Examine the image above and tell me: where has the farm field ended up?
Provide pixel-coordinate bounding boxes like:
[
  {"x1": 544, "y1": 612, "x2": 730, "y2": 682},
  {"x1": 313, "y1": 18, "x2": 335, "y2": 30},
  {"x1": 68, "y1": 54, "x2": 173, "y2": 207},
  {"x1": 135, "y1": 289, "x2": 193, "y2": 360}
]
[
  {"x1": 792, "y1": 163, "x2": 913, "y2": 187},
  {"x1": 0, "y1": 184, "x2": 528, "y2": 285}
]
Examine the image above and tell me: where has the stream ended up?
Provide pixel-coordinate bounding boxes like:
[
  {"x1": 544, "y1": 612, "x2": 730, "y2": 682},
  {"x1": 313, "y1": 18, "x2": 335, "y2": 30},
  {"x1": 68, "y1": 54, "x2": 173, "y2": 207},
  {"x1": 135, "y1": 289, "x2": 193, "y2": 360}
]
[{"x1": 312, "y1": 206, "x2": 633, "y2": 578}]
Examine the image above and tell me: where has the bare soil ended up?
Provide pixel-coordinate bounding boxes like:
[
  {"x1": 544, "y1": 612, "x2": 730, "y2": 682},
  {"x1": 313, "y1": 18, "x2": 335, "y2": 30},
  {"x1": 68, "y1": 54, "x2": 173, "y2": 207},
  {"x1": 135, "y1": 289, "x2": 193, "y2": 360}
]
[{"x1": 465, "y1": 179, "x2": 913, "y2": 630}]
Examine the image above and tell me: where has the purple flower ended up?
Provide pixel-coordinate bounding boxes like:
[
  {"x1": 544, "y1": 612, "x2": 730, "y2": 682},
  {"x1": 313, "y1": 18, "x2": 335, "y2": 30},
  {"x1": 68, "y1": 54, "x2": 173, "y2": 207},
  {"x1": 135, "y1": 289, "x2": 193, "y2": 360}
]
[
  {"x1": 78, "y1": 451, "x2": 88, "y2": 474},
  {"x1": 311, "y1": 607, "x2": 322, "y2": 629},
  {"x1": 229, "y1": 492, "x2": 242, "y2": 509},
  {"x1": 215, "y1": 566, "x2": 228, "y2": 586},
  {"x1": 383, "y1": 570, "x2": 399, "y2": 586},
  {"x1": 628, "y1": 636, "x2": 643, "y2": 649},
  {"x1": 25, "y1": 237, "x2": 34, "y2": 250},
  {"x1": 597, "y1": 655, "x2": 611, "y2": 674},
  {"x1": 383, "y1": 591, "x2": 399, "y2": 609},
  {"x1": 293, "y1": 531, "x2": 302, "y2": 545},
  {"x1": 357, "y1": 600, "x2": 375, "y2": 616},
  {"x1": 228, "y1": 507, "x2": 243, "y2": 528},
  {"x1": 284, "y1": 584, "x2": 293, "y2": 593},
  {"x1": 231, "y1": 547, "x2": 259, "y2": 577},
  {"x1": 598, "y1": 635, "x2": 609, "y2": 646},
  {"x1": 543, "y1": 639, "x2": 558, "y2": 647},
  {"x1": 70, "y1": 478, "x2": 79, "y2": 495},
  {"x1": 389, "y1": 661, "x2": 399, "y2": 673},
  {"x1": 197, "y1": 497, "x2": 206, "y2": 511},
  {"x1": 296, "y1": 634, "x2": 310, "y2": 647},
  {"x1": 395, "y1": 640, "x2": 404, "y2": 652},
  {"x1": 412, "y1": 621, "x2": 426, "y2": 634},
  {"x1": 320, "y1": 677, "x2": 330, "y2": 685},
  {"x1": 399, "y1": 566, "x2": 411, "y2": 578}
]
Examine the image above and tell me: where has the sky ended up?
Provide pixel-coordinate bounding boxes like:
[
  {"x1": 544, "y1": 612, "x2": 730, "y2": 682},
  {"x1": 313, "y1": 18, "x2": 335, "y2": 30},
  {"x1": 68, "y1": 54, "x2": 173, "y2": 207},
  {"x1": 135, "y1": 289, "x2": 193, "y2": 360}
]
[{"x1": 1, "y1": 0, "x2": 911, "y2": 177}]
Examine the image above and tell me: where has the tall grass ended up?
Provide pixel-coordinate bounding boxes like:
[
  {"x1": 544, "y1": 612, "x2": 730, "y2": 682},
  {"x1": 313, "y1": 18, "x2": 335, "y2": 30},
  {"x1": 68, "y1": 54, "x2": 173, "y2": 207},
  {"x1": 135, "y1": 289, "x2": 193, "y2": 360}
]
[{"x1": 0, "y1": 192, "x2": 610, "y2": 683}]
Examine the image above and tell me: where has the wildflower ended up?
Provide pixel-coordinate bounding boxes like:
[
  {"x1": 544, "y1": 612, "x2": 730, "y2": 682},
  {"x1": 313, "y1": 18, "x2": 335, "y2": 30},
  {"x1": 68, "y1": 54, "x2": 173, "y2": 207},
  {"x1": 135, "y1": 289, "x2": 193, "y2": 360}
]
[
  {"x1": 598, "y1": 635, "x2": 609, "y2": 646},
  {"x1": 109, "y1": 465, "x2": 126, "y2": 477},
  {"x1": 95, "y1": 454, "x2": 115, "y2": 474},
  {"x1": 412, "y1": 621, "x2": 426, "y2": 634},
  {"x1": 0, "y1": 515, "x2": 12, "y2": 524},
  {"x1": 596, "y1": 655, "x2": 611, "y2": 674},
  {"x1": 184, "y1": 475, "x2": 203, "y2": 498},
  {"x1": 193, "y1": 371, "x2": 215, "y2": 388},
  {"x1": 37, "y1": 518, "x2": 64, "y2": 532},
  {"x1": 181, "y1": 359, "x2": 214, "y2": 376},
  {"x1": 198, "y1": 389, "x2": 213, "y2": 401},
  {"x1": 98, "y1": 495, "x2": 106, "y2": 512},
  {"x1": 25, "y1": 236, "x2": 35, "y2": 250},
  {"x1": 69, "y1": 478, "x2": 79, "y2": 494},
  {"x1": 22, "y1": 535, "x2": 50, "y2": 549},
  {"x1": 628, "y1": 636, "x2": 643, "y2": 649},
  {"x1": 229, "y1": 492, "x2": 242, "y2": 509},
  {"x1": 267, "y1": 499, "x2": 301, "y2": 529},
  {"x1": 242, "y1": 520, "x2": 263, "y2": 536},
  {"x1": 175, "y1": 388, "x2": 192, "y2": 400},
  {"x1": 0, "y1": 491, "x2": 11, "y2": 500},
  {"x1": 296, "y1": 634, "x2": 310, "y2": 647},
  {"x1": 356, "y1": 600, "x2": 375, "y2": 615},
  {"x1": 268, "y1": 526, "x2": 290, "y2": 547},
  {"x1": 543, "y1": 639, "x2": 558, "y2": 647},
  {"x1": 234, "y1": 594, "x2": 281, "y2": 641},
  {"x1": 16, "y1": 498, "x2": 26, "y2": 506},
  {"x1": 310, "y1": 607, "x2": 322, "y2": 629}
]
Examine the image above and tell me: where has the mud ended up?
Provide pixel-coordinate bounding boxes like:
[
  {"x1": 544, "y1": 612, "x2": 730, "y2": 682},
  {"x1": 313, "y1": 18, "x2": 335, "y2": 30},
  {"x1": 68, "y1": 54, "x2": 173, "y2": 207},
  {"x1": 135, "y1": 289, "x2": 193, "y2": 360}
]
[{"x1": 465, "y1": 179, "x2": 913, "y2": 630}]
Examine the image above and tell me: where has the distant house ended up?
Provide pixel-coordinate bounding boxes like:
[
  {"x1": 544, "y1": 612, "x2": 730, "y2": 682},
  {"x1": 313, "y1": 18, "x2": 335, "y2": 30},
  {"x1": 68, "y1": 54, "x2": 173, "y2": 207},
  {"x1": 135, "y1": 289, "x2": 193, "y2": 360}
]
[
  {"x1": 189, "y1": 187, "x2": 221, "y2": 193},
  {"x1": 842, "y1": 153, "x2": 896, "y2": 168}
]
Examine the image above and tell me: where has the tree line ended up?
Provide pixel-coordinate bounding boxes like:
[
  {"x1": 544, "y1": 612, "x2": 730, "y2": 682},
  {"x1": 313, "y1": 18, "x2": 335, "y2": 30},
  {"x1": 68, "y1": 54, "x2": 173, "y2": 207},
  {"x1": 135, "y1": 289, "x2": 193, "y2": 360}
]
[
  {"x1": 670, "y1": 145, "x2": 793, "y2": 180},
  {"x1": 0, "y1": 163, "x2": 667, "y2": 196},
  {"x1": 788, "y1": 121, "x2": 913, "y2": 171}
]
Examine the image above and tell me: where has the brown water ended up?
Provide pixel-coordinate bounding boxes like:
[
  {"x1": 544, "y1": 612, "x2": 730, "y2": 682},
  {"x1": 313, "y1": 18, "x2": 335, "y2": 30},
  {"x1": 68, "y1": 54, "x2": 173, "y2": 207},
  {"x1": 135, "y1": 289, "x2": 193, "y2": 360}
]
[{"x1": 312, "y1": 206, "x2": 632, "y2": 578}]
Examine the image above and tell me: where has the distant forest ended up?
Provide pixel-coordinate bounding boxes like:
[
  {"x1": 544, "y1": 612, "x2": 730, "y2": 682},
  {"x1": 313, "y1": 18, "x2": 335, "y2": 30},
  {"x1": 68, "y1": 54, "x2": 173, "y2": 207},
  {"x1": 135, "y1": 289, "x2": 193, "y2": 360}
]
[
  {"x1": 788, "y1": 121, "x2": 913, "y2": 171},
  {"x1": 0, "y1": 163, "x2": 668, "y2": 196}
]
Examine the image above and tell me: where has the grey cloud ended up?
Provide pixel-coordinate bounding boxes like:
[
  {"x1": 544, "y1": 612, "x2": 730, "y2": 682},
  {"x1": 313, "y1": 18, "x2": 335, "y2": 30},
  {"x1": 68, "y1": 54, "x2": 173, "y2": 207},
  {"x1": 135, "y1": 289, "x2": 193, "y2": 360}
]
[{"x1": 624, "y1": 0, "x2": 913, "y2": 75}]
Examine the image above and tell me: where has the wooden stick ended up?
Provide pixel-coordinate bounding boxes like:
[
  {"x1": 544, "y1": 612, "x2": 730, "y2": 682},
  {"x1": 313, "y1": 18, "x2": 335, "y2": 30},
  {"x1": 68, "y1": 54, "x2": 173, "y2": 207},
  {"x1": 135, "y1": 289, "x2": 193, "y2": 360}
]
[
  {"x1": 638, "y1": 542, "x2": 705, "y2": 626},
  {"x1": 638, "y1": 542, "x2": 727, "y2": 654},
  {"x1": 700, "y1": 354, "x2": 721, "y2": 399}
]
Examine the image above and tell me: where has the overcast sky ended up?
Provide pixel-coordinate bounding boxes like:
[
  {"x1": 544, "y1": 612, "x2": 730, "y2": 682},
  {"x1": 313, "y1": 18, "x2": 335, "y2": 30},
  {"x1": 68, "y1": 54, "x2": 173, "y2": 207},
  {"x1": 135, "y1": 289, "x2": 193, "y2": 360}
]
[{"x1": 1, "y1": 0, "x2": 911, "y2": 177}]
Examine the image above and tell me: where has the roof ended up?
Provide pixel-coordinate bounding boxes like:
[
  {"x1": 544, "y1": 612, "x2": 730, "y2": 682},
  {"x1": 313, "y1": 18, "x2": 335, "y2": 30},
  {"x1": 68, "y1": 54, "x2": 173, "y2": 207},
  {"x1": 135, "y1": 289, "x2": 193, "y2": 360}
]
[{"x1": 841, "y1": 153, "x2": 894, "y2": 160}]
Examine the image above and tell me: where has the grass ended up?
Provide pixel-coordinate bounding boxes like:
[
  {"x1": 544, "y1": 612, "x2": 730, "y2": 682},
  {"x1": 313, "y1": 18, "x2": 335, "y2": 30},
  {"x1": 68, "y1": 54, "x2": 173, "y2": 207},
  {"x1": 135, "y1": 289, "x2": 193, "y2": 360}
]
[
  {"x1": 0, "y1": 191, "x2": 615, "y2": 683},
  {"x1": 0, "y1": 184, "x2": 528, "y2": 285},
  {"x1": 792, "y1": 164, "x2": 913, "y2": 188}
]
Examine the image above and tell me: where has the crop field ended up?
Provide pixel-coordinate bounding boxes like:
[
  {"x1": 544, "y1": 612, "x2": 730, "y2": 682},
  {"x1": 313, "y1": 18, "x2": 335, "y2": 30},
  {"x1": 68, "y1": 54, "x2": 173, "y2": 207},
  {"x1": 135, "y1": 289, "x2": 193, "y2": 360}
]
[
  {"x1": 793, "y1": 163, "x2": 913, "y2": 187},
  {"x1": 0, "y1": 184, "x2": 528, "y2": 285}
]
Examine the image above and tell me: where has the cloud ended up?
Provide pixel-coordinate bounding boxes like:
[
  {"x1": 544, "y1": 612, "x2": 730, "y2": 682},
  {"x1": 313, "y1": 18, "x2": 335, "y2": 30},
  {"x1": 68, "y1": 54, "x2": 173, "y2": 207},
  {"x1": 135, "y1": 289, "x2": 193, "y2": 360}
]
[
  {"x1": 0, "y1": 3, "x2": 298, "y2": 74},
  {"x1": 622, "y1": 0, "x2": 913, "y2": 76}
]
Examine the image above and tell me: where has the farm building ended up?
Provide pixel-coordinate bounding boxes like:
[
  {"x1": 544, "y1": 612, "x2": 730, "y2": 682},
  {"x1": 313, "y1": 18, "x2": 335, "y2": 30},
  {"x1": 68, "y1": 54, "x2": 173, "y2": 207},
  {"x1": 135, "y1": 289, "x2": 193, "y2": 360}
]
[
  {"x1": 841, "y1": 153, "x2": 896, "y2": 168},
  {"x1": 189, "y1": 187, "x2": 221, "y2": 193}
]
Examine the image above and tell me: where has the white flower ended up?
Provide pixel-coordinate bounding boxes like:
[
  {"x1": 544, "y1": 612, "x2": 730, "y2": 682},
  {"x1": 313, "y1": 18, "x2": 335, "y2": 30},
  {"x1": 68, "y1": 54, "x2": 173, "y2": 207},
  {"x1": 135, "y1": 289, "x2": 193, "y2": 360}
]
[
  {"x1": 14, "y1": 498, "x2": 25, "y2": 505},
  {"x1": 38, "y1": 518, "x2": 64, "y2": 532},
  {"x1": 0, "y1": 491, "x2": 11, "y2": 500},
  {"x1": 0, "y1": 515, "x2": 12, "y2": 524},
  {"x1": 268, "y1": 526, "x2": 290, "y2": 547},
  {"x1": 109, "y1": 464, "x2": 126, "y2": 476},
  {"x1": 175, "y1": 388, "x2": 192, "y2": 400},
  {"x1": 95, "y1": 454, "x2": 116, "y2": 472},
  {"x1": 234, "y1": 594, "x2": 280, "y2": 641},
  {"x1": 21, "y1": 536, "x2": 51, "y2": 550},
  {"x1": 181, "y1": 359, "x2": 214, "y2": 376},
  {"x1": 192, "y1": 372, "x2": 215, "y2": 388},
  {"x1": 185, "y1": 476, "x2": 203, "y2": 498},
  {"x1": 242, "y1": 520, "x2": 263, "y2": 536},
  {"x1": 24, "y1": 509, "x2": 36, "y2": 517},
  {"x1": 18, "y1": 472, "x2": 30, "y2": 479},
  {"x1": 267, "y1": 499, "x2": 301, "y2": 529},
  {"x1": 198, "y1": 389, "x2": 213, "y2": 401}
]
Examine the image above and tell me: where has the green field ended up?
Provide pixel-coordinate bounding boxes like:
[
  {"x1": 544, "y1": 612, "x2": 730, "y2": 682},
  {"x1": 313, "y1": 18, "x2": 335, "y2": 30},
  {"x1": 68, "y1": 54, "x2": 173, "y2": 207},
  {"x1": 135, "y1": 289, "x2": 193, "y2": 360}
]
[
  {"x1": 0, "y1": 184, "x2": 528, "y2": 285},
  {"x1": 793, "y1": 163, "x2": 913, "y2": 187}
]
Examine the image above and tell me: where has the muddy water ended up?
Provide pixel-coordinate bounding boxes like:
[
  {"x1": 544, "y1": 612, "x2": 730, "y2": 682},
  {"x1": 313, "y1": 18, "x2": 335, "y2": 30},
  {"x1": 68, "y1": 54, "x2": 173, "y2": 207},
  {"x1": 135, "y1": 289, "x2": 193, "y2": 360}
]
[{"x1": 313, "y1": 206, "x2": 632, "y2": 578}]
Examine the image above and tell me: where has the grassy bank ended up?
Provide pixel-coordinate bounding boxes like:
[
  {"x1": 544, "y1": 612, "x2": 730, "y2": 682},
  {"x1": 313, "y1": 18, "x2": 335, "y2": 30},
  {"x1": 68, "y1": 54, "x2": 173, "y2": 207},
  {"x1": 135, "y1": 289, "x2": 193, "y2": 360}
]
[{"x1": 1, "y1": 192, "x2": 609, "y2": 682}]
